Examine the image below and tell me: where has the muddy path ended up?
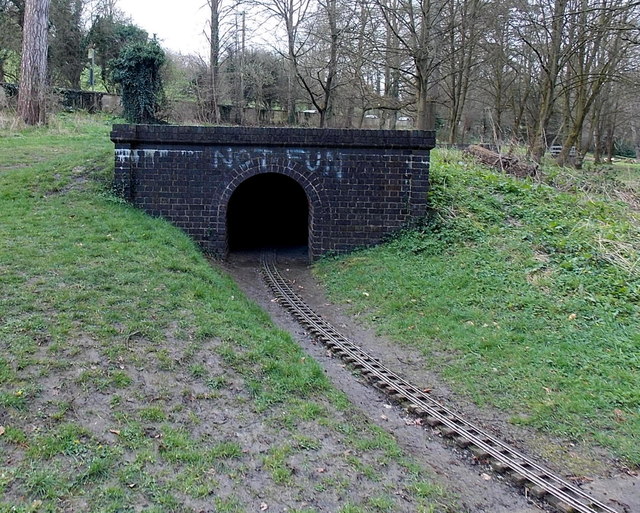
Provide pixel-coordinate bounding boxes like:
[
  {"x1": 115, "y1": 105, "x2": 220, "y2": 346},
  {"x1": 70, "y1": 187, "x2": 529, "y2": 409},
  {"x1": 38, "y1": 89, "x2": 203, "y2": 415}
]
[{"x1": 220, "y1": 249, "x2": 638, "y2": 513}]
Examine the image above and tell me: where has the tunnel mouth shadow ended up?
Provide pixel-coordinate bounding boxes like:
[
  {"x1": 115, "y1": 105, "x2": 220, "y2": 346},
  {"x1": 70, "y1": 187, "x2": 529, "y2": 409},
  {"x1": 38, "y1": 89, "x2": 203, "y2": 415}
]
[{"x1": 227, "y1": 173, "x2": 309, "y2": 255}]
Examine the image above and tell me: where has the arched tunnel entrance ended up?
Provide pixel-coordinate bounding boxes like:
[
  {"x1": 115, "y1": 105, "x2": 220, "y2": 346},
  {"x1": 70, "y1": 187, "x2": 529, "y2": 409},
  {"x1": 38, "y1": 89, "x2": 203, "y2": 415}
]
[{"x1": 227, "y1": 173, "x2": 310, "y2": 252}]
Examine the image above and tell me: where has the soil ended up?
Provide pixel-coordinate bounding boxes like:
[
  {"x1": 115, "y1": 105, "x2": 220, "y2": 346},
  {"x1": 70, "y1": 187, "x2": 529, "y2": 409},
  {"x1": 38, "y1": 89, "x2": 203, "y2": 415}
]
[{"x1": 221, "y1": 248, "x2": 639, "y2": 513}]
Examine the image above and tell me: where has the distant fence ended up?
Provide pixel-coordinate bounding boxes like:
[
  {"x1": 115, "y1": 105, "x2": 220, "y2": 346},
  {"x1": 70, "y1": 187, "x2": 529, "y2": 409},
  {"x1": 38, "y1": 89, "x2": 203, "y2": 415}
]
[
  {"x1": 548, "y1": 144, "x2": 577, "y2": 157},
  {"x1": 0, "y1": 83, "x2": 121, "y2": 114}
]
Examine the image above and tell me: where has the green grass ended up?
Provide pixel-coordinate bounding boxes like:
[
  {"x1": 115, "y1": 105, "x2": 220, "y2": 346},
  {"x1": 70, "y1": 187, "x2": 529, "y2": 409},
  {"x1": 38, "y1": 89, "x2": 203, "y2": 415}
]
[
  {"x1": 0, "y1": 113, "x2": 456, "y2": 512},
  {"x1": 263, "y1": 445, "x2": 294, "y2": 484},
  {"x1": 316, "y1": 148, "x2": 640, "y2": 465},
  {"x1": 545, "y1": 155, "x2": 640, "y2": 208}
]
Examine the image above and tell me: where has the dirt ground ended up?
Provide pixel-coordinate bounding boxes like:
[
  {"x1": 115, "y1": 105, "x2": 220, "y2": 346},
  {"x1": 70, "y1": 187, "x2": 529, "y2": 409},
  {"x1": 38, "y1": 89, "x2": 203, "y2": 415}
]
[{"x1": 221, "y1": 248, "x2": 639, "y2": 513}]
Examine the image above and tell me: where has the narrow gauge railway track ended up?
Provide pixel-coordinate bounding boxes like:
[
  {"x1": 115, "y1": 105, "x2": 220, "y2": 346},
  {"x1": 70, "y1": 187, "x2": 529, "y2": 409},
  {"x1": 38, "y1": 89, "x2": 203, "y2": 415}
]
[{"x1": 260, "y1": 252, "x2": 619, "y2": 513}]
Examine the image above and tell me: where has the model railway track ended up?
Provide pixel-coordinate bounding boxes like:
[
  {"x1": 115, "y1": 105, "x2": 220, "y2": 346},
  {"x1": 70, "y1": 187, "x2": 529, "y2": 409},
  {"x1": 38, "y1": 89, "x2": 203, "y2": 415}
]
[{"x1": 260, "y1": 252, "x2": 619, "y2": 513}]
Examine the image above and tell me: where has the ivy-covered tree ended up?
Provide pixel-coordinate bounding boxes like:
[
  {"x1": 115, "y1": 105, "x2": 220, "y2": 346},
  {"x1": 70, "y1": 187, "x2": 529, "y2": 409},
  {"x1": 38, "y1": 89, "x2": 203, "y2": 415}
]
[{"x1": 111, "y1": 38, "x2": 166, "y2": 124}]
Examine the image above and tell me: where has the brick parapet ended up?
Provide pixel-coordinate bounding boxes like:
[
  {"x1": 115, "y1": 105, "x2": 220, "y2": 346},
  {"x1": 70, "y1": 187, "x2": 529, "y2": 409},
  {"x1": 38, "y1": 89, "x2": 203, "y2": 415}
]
[{"x1": 111, "y1": 124, "x2": 435, "y2": 150}]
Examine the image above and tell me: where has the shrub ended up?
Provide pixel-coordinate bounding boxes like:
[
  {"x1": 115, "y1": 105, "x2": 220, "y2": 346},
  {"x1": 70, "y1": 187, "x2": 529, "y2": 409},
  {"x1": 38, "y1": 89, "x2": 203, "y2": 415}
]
[{"x1": 111, "y1": 39, "x2": 166, "y2": 124}]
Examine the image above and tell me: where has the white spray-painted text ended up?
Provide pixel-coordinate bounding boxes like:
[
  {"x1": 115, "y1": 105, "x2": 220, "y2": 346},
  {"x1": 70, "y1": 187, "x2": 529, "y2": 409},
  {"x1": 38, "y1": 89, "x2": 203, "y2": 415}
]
[{"x1": 212, "y1": 147, "x2": 343, "y2": 176}]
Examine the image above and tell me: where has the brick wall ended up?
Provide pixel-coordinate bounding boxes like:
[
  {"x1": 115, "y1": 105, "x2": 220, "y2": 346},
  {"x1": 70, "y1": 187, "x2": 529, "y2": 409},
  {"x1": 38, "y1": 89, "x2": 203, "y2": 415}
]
[{"x1": 111, "y1": 125, "x2": 435, "y2": 260}]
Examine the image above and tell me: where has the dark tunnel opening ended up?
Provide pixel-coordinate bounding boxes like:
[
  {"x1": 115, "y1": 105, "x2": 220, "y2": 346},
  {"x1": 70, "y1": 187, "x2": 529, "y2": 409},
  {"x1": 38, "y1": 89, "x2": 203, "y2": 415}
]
[{"x1": 227, "y1": 173, "x2": 309, "y2": 251}]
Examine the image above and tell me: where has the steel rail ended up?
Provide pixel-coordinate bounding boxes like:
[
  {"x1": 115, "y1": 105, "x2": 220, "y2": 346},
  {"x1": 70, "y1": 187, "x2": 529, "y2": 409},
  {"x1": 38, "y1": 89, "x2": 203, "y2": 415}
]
[{"x1": 261, "y1": 252, "x2": 619, "y2": 513}]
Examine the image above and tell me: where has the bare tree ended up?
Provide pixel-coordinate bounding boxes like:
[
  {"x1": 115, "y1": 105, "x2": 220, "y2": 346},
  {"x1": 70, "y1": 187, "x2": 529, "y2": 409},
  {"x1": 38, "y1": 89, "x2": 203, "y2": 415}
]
[
  {"x1": 555, "y1": 0, "x2": 637, "y2": 166},
  {"x1": 17, "y1": 0, "x2": 51, "y2": 124},
  {"x1": 375, "y1": 0, "x2": 445, "y2": 129},
  {"x1": 243, "y1": 48, "x2": 285, "y2": 120},
  {"x1": 475, "y1": 1, "x2": 521, "y2": 143},
  {"x1": 255, "y1": 0, "x2": 314, "y2": 123},
  {"x1": 339, "y1": 0, "x2": 373, "y2": 127},
  {"x1": 515, "y1": 0, "x2": 571, "y2": 161},
  {"x1": 294, "y1": 0, "x2": 344, "y2": 127},
  {"x1": 440, "y1": 0, "x2": 482, "y2": 142}
]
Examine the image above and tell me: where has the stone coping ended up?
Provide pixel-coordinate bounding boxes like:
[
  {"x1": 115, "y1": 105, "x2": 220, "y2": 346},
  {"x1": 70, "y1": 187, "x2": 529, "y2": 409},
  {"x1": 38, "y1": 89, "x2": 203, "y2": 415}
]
[{"x1": 110, "y1": 124, "x2": 436, "y2": 150}]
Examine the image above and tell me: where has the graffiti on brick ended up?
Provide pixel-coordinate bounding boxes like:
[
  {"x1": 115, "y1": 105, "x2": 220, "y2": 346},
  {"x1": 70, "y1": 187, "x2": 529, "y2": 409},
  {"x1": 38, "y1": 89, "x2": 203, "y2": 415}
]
[
  {"x1": 212, "y1": 147, "x2": 343, "y2": 177},
  {"x1": 116, "y1": 148, "x2": 203, "y2": 165}
]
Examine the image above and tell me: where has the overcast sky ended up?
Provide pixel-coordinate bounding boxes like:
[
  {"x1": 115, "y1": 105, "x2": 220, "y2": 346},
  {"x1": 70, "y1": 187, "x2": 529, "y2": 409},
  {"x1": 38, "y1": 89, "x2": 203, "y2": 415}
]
[{"x1": 118, "y1": 0, "x2": 210, "y2": 56}]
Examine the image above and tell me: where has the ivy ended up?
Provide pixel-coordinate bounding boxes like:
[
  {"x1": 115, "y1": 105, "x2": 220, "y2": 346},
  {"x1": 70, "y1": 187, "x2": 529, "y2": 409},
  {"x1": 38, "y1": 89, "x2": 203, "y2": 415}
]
[{"x1": 110, "y1": 39, "x2": 166, "y2": 124}]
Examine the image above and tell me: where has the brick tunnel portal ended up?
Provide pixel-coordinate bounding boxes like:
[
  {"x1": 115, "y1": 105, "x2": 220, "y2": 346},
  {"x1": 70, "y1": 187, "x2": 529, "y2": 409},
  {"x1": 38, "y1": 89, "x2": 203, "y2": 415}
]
[
  {"x1": 227, "y1": 173, "x2": 309, "y2": 251},
  {"x1": 110, "y1": 125, "x2": 435, "y2": 260}
]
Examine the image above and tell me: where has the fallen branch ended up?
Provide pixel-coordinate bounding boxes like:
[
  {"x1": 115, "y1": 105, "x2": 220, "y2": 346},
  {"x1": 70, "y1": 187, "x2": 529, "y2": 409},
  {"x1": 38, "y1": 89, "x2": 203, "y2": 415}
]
[{"x1": 465, "y1": 145, "x2": 539, "y2": 179}]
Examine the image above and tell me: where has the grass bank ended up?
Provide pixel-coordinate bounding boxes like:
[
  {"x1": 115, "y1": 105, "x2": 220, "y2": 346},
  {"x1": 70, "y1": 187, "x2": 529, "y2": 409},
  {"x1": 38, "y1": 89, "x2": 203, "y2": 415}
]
[
  {"x1": 315, "y1": 149, "x2": 640, "y2": 466},
  {"x1": 0, "y1": 114, "x2": 455, "y2": 513}
]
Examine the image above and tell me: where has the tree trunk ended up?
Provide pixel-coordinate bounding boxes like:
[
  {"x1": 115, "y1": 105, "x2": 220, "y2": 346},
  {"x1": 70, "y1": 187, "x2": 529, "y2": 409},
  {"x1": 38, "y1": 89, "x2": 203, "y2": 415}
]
[
  {"x1": 445, "y1": 0, "x2": 478, "y2": 144},
  {"x1": 592, "y1": 105, "x2": 602, "y2": 164},
  {"x1": 416, "y1": 65, "x2": 434, "y2": 130},
  {"x1": 17, "y1": 0, "x2": 51, "y2": 125},
  {"x1": 632, "y1": 125, "x2": 640, "y2": 162},
  {"x1": 384, "y1": 0, "x2": 400, "y2": 124},
  {"x1": 209, "y1": 0, "x2": 221, "y2": 124},
  {"x1": 320, "y1": 0, "x2": 339, "y2": 127},
  {"x1": 528, "y1": 0, "x2": 568, "y2": 162},
  {"x1": 286, "y1": 12, "x2": 297, "y2": 125},
  {"x1": 605, "y1": 108, "x2": 616, "y2": 162}
]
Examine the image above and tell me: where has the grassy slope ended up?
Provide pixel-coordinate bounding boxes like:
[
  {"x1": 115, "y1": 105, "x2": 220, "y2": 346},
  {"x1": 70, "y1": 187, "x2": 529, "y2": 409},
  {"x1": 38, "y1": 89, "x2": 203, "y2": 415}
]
[
  {"x1": 0, "y1": 115, "x2": 454, "y2": 513},
  {"x1": 316, "y1": 149, "x2": 640, "y2": 465}
]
